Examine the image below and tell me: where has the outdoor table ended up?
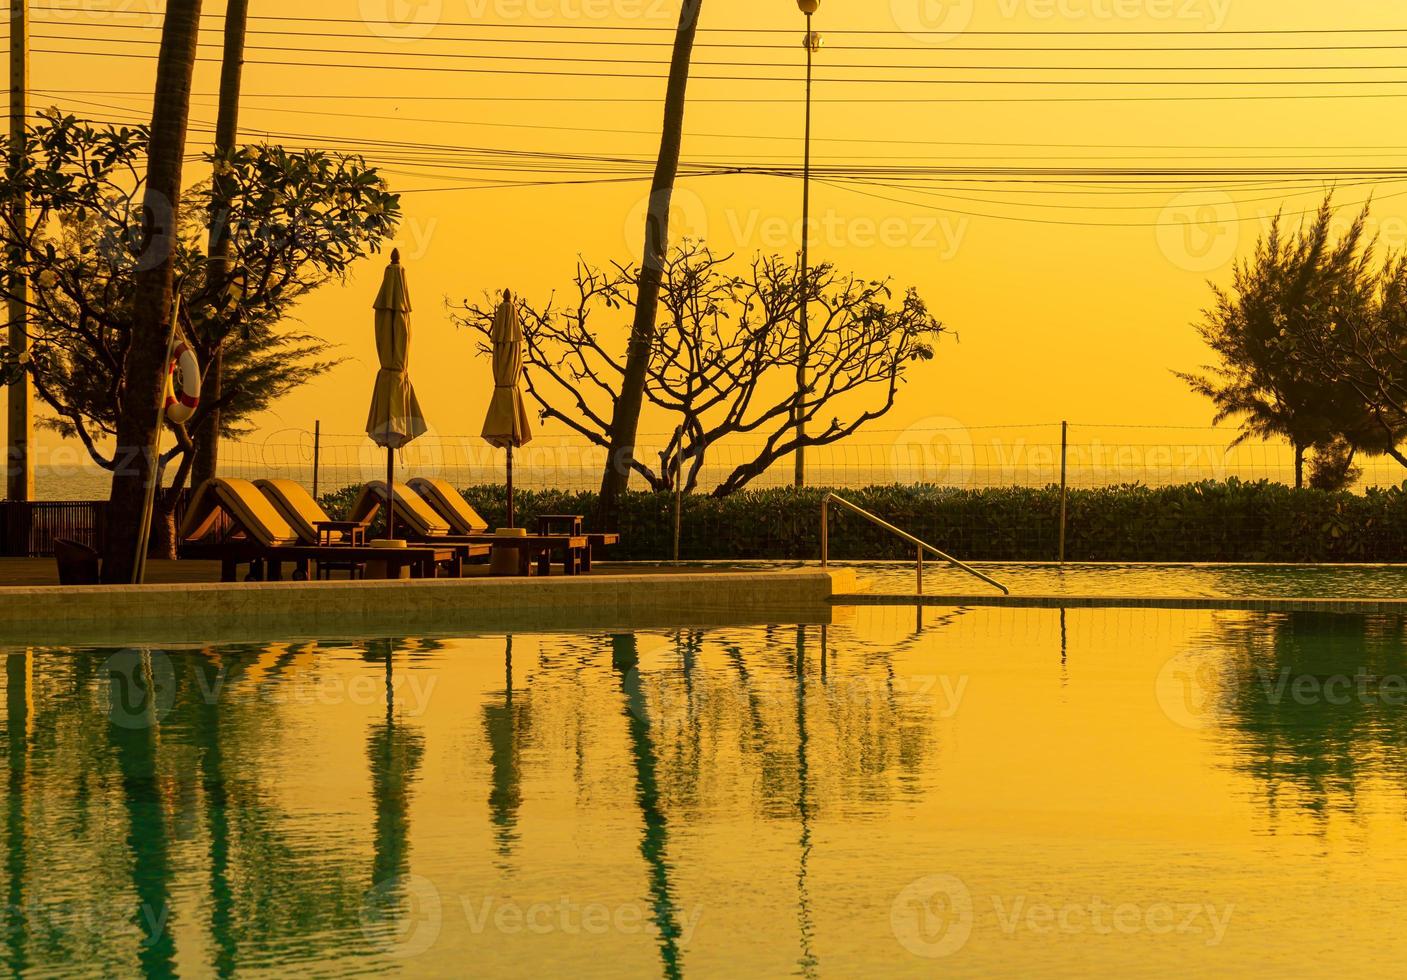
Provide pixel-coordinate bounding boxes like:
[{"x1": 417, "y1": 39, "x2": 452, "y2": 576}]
[
  {"x1": 534, "y1": 515, "x2": 619, "y2": 570},
  {"x1": 462, "y1": 533, "x2": 590, "y2": 576},
  {"x1": 315, "y1": 519, "x2": 368, "y2": 547},
  {"x1": 180, "y1": 541, "x2": 459, "y2": 582},
  {"x1": 269, "y1": 544, "x2": 458, "y2": 582},
  {"x1": 536, "y1": 514, "x2": 584, "y2": 535}
]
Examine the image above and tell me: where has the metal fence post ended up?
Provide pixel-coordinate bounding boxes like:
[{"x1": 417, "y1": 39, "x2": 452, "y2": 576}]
[
  {"x1": 312, "y1": 420, "x2": 321, "y2": 500},
  {"x1": 672, "y1": 435, "x2": 682, "y2": 562},
  {"x1": 1058, "y1": 419, "x2": 1068, "y2": 564}
]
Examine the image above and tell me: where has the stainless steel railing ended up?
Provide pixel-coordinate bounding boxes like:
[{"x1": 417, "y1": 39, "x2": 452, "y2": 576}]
[{"x1": 820, "y1": 492, "x2": 1010, "y2": 596}]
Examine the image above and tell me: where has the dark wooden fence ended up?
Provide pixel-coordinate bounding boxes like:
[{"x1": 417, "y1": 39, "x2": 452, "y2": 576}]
[
  {"x1": 0, "y1": 501, "x2": 107, "y2": 557},
  {"x1": 0, "y1": 491, "x2": 196, "y2": 558}
]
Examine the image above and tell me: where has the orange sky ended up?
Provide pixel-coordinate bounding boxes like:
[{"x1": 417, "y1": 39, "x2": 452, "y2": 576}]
[{"x1": 10, "y1": 0, "x2": 1407, "y2": 480}]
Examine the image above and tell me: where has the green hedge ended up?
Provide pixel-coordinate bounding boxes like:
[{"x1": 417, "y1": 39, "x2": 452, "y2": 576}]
[{"x1": 320, "y1": 479, "x2": 1407, "y2": 563}]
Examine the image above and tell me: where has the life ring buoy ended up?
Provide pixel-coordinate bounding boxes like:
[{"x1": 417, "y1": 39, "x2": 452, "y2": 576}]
[{"x1": 164, "y1": 342, "x2": 201, "y2": 424}]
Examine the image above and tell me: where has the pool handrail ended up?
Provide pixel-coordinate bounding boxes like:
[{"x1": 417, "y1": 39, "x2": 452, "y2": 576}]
[{"x1": 821, "y1": 492, "x2": 1010, "y2": 596}]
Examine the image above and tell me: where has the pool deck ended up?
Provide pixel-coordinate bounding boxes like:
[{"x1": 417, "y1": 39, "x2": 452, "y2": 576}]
[{"x1": 0, "y1": 562, "x2": 856, "y2": 646}]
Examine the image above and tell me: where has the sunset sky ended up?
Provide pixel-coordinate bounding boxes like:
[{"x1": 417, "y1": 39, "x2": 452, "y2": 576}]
[{"x1": 12, "y1": 0, "x2": 1407, "y2": 482}]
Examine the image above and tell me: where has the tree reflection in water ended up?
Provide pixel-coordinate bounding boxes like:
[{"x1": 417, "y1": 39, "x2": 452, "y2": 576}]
[{"x1": 1204, "y1": 612, "x2": 1407, "y2": 828}]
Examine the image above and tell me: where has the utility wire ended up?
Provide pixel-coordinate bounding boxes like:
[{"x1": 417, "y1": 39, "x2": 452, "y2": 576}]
[
  {"x1": 40, "y1": 44, "x2": 1407, "y2": 86},
  {"x1": 28, "y1": 5, "x2": 1407, "y2": 34},
  {"x1": 41, "y1": 32, "x2": 1407, "y2": 72},
  {"x1": 34, "y1": 16, "x2": 1407, "y2": 50}
]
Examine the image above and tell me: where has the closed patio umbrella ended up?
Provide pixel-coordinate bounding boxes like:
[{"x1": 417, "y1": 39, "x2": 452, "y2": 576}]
[
  {"x1": 481, "y1": 290, "x2": 533, "y2": 527},
  {"x1": 366, "y1": 249, "x2": 428, "y2": 540}
]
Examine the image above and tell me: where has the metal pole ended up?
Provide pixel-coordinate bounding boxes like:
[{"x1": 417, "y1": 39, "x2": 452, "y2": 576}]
[
  {"x1": 672, "y1": 429, "x2": 682, "y2": 561},
  {"x1": 311, "y1": 420, "x2": 321, "y2": 499},
  {"x1": 916, "y1": 543, "x2": 923, "y2": 595},
  {"x1": 819, "y1": 493, "x2": 828, "y2": 566},
  {"x1": 506, "y1": 443, "x2": 514, "y2": 528},
  {"x1": 6, "y1": 0, "x2": 31, "y2": 502},
  {"x1": 1058, "y1": 419, "x2": 1069, "y2": 564},
  {"x1": 794, "y1": 11, "x2": 814, "y2": 489},
  {"x1": 386, "y1": 447, "x2": 395, "y2": 541}
]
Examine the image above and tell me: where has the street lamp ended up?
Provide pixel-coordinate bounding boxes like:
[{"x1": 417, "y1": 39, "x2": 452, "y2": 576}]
[{"x1": 795, "y1": 0, "x2": 821, "y2": 488}]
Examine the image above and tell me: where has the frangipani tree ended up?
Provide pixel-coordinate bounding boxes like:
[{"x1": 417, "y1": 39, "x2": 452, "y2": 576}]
[
  {"x1": 0, "y1": 111, "x2": 400, "y2": 549},
  {"x1": 452, "y1": 242, "x2": 945, "y2": 497}
]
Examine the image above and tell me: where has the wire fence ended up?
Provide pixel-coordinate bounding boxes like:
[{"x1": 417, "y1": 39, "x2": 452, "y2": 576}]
[
  {"x1": 202, "y1": 421, "x2": 1407, "y2": 496},
  {"x1": 16, "y1": 421, "x2": 1407, "y2": 561}
]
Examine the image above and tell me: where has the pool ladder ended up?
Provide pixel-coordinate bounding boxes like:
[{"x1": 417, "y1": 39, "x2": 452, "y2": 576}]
[{"x1": 820, "y1": 492, "x2": 1010, "y2": 596}]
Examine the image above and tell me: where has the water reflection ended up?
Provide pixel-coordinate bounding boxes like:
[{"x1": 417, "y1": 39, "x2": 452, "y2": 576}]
[
  {"x1": 5, "y1": 652, "x2": 31, "y2": 976},
  {"x1": 794, "y1": 626, "x2": 818, "y2": 979},
  {"x1": 484, "y1": 636, "x2": 528, "y2": 867},
  {"x1": 1201, "y1": 612, "x2": 1407, "y2": 825},
  {"x1": 614, "y1": 634, "x2": 685, "y2": 980},
  {"x1": 105, "y1": 651, "x2": 178, "y2": 978},
  {"x1": 365, "y1": 639, "x2": 426, "y2": 921},
  {"x1": 0, "y1": 613, "x2": 1255, "y2": 977}
]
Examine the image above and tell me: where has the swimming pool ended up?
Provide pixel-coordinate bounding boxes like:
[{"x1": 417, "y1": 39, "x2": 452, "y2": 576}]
[
  {"x1": 661, "y1": 560, "x2": 1407, "y2": 598},
  {"x1": 4, "y1": 605, "x2": 1406, "y2": 976}
]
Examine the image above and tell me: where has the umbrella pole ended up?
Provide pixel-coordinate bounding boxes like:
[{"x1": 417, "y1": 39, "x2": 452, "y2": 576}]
[
  {"x1": 506, "y1": 444, "x2": 515, "y2": 528},
  {"x1": 386, "y1": 446, "x2": 395, "y2": 541}
]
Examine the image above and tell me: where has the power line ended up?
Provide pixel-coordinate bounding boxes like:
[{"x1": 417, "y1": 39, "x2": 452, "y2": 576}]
[
  {"x1": 36, "y1": 82, "x2": 1407, "y2": 104},
  {"x1": 45, "y1": 100, "x2": 1407, "y2": 185},
  {"x1": 816, "y1": 176, "x2": 1407, "y2": 228},
  {"x1": 41, "y1": 32, "x2": 1407, "y2": 72},
  {"x1": 28, "y1": 5, "x2": 1407, "y2": 35},
  {"x1": 41, "y1": 44, "x2": 1407, "y2": 86},
  {"x1": 45, "y1": 87, "x2": 1407, "y2": 154},
  {"x1": 33, "y1": 17, "x2": 1407, "y2": 53}
]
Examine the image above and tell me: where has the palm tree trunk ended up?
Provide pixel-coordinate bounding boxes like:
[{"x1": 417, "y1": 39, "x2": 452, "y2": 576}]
[
  {"x1": 595, "y1": 0, "x2": 702, "y2": 530},
  {"x1": 101, "y1": 0, "x2": 204, "y2": 583},
  {"x1": 191, "y1": 0, "x2": 249, "y2": 490},
  {"x1": 1294, "y1": 442, "x2": 1305, "y2": 489}
]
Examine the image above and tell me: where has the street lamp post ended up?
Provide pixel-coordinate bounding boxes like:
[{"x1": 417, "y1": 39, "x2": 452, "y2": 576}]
[{"x1": 795, "y1": 0, "x2": 820, "y2": 488}]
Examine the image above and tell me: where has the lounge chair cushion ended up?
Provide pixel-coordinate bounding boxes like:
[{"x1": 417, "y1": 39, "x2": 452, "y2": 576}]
[
  {"x1": 408, "y1": 477, "x2": 489, "y2": 534},
  {"x1": 349, "y1": 480, "x2": 451, "y2": 538},
  {"x1": 256, "y1": 478, "x2": 337, "y2": 544},
  {"x1": 181, "y1": 478, "x2": 301, "y2": 549}
]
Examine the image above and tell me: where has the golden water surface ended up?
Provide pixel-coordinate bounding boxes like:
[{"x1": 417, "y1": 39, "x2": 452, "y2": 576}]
[{"x1": 3, "y1": 606, "x2": 1406, "y2": 977}]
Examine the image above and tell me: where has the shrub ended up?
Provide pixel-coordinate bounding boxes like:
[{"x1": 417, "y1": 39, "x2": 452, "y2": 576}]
[{"x1": 320, "y1": 479, "x2": 1407, "y2": 563}]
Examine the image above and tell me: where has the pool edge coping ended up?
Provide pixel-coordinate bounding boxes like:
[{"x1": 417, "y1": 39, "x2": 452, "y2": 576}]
[{"x1": 835, "y1": 593, "x2": 1407, "y2": 613}]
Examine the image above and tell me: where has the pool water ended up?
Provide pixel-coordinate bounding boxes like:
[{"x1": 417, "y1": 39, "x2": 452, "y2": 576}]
[
  {"x1": 826, "y1": 561, "x2": 1407, "y2": 597},
  {"x1": 5, "y1": 607, "x2": 1407, "y2": 976}
]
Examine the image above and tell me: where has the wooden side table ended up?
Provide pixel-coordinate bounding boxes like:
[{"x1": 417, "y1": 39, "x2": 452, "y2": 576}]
[
  {"x1": 536, "y1": 514, "x2": 584, "y2": 536},
  {"x1": 315, "y1": 520, "x2": 368, "y2": 547}
]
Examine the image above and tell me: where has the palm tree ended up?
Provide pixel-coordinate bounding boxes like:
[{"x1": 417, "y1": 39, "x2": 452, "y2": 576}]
[
  {"x1": 102, "y1": 0, "x2": 205, "y2": 583},
  {"x1": 192, "y1": 0, "x2": 250, "y2": 489},
  {"x1": 596, "y1": 0, "x2": 703, "y2": 528}
]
